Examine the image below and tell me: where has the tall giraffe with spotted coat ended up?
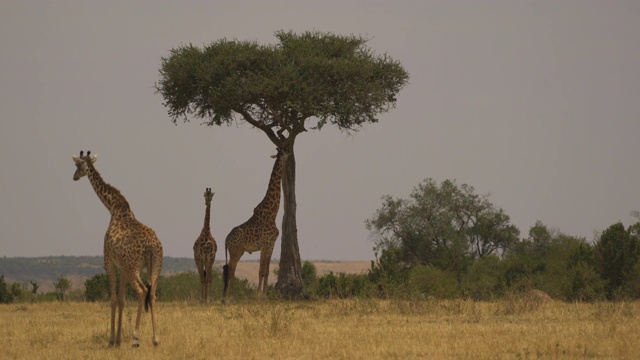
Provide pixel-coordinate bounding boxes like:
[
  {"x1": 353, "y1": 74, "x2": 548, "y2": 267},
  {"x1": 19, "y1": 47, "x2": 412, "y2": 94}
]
[
  {"x1": 193, "y1": 187, "x2": 217, "y2": 303},
  {"x1": 222, "y1": 148, "x2": 288, "y2": 302},
  {"x1": 72, "y1": 150, "x2": 162, "y2": 347}
]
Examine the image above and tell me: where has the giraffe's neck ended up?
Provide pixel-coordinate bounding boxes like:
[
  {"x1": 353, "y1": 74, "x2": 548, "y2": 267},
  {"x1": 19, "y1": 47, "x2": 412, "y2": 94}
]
[
  {"x1": 201, "y1": 202, "x2": 211, "y2": 235},
  {"x1": 85, "y1": 161, "x2": 132, "y2": 216},
  {"x1": 253, "y1": 154, "x2": 284, "y2": 221}
]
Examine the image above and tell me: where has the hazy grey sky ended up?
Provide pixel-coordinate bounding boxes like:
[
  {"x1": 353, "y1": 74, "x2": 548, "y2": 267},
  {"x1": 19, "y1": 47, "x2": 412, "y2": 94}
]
[{"x1": 1, "y1": 1, "x2": 639, "y2": 261}]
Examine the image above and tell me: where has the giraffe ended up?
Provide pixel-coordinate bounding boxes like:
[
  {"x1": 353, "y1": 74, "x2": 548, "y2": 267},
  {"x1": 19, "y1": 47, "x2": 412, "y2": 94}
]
[
  {"x1": 193, "y1": 187, "x2": 217, "y2": 303},
  {"x1": 72, "y1": 150, "x2": 163, "y2": 347},
  {"x1": 222, "y1": 148, "x2": 289, "y2": 302}
]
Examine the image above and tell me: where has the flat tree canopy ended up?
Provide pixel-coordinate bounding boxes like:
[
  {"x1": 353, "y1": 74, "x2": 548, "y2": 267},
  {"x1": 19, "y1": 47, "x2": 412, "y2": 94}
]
[{"x1": 156, "y1": 30, "x2": 409, "y2": 298}]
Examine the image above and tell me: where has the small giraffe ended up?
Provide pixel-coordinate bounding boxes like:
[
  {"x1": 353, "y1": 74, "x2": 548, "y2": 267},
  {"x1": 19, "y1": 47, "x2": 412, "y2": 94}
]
[
  {"x1": 72, "y1": 150, "x2": 163, "y2": 347},
  {"x1": 222, "y1": 148, "x2": 289, "y2": 302},
  {"x1": 193, "y1": 187, "x2": 217, "y2": 303}
]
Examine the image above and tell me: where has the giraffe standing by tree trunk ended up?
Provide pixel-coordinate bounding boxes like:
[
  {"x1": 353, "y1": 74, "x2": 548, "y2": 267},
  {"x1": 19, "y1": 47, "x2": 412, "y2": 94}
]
[
  {"x1": 72, "y1": 151, "x2": 163, "y2": 347},
  {"x1": 193, "y1": 188, "x2": 217, "y2": 303},
  {"x1": 222, "y1": 148, "x2": 288, "y2": 303}
]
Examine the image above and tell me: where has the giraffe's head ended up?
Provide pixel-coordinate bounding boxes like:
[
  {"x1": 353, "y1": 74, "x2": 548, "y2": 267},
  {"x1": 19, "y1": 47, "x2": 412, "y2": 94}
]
[
  {"x1": 72, "y1": 150, "x2": 98, "y2": 181},
  {"x1": 204, "y1": 187, "x2": 214, "y2": 205},
  {"x1": 270, "y1": 147, "x2": 290, "y2": 161}
]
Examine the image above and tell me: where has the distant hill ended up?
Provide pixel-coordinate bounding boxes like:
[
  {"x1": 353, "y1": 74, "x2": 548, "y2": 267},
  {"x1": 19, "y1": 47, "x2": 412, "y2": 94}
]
[
  {"x1": 0, "y1": 256, "x2": 372, "y2": 293},
  {"x1": 0, "y1": 256, "x2": 199, "y2": 292}
]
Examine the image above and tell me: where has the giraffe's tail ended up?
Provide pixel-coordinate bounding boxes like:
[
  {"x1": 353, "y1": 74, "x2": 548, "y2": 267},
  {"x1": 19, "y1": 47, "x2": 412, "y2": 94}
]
[
  {"x1": 222, "y1": 246, "x2": 229, "y2": 294},
  {"x1": 144, "y1": 281, "x2": 151, "y2": 312},
  {"x1": 222, "y1": 265, "x2": 229, "y2": 294},
  {"x1": 144, "y1": 250, "x2": 155, "y2": 312}
]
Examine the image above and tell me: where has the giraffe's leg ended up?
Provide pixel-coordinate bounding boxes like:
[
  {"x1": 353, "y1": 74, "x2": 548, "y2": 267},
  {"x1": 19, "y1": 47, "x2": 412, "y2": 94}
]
[
  {"x1": 116, "y1": 270, "x2": 126, "y2": 347},
  {"x1": 223, "y1": 251, "x2": 242, "y2": 303},
  {"x1": 106, "y1": 263, "x2": 118, "y2": 347},
  {"x1": 259, "y1": 244, "x2": 275, "y2": 296},
  {"x1": 195, "y1": 257, "x2": 205, "y2": 302},
  {"x1": 129, "y1": 271, "x2": 146, "y2": 348},
  {"x1": 149, "y1": 255, "x2": 161, "y2": 346},
  {"x1": 205, "y1": 261, "x2": 213, "y2": 303}
]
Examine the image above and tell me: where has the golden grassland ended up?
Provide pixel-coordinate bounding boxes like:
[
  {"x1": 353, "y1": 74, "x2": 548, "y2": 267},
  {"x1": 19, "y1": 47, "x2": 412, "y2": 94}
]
[{"x1": 1, "y1": 297, "x2": 639, "y2": 359}]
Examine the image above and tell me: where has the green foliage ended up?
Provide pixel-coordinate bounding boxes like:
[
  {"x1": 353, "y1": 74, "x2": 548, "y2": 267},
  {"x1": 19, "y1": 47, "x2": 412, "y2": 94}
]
[
  {"x1": 368, "y1": 249, "x2": 411, "y2": 298},
  {"x1": 301, "y1": 261, "x2": 318, "y2": 289},
  {"x1": 314, "y1": 272, "x2": 374, "y2": 299},
  {"x1": 84, "y1": 273, "x2": 109, "y2": 302},
  {"x1": 11, "y1": 282, "x2": 22, "y2": 299},
  {"x1": 595, "y1": 222, "x2": 640, "y2": 299},
  {"x1": 504, "y1": 222, "x2": 605, "y2": 301},
  {"x1": 0, "y1": 275, "x2": 15, "y2": 304},
  {"x1": 156, "y1": 30, "x2": 409, "y2": 133},
  {"x1": 366, "y1": 179, "x2": 520, "y2": 273},
  {"x1": 462, "y1": 255, "x2": 505, "y2": 300},
  {"x1": 157, "y1": 272, "x2": 201, "y2": 302},
  {"x1": 568, "y1": 261, "x2": 606, "y2": 302},
  {"x1": 158, "y1": 271, "x2": 254, "y2": 302},
  {"x1": 54, "y1": 275, "x2": 71, "y2": 301},
  {"x1": 408, "y1": 265, "x2": 460, "y2": 299},
  {"x1": 622, "y1": 261, "x2": 640, "y2": 299}
]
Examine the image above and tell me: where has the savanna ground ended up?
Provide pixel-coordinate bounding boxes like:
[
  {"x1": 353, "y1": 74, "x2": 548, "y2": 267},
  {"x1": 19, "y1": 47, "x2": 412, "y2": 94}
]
[{"x1": 2, "y1": 296, "x2": 639, "y2": 359}]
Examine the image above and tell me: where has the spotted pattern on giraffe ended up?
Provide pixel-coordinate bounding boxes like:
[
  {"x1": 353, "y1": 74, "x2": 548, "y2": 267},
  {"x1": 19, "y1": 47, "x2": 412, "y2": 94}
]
[{"x1": 72, "y1": 151, "x2": 163, "y2": 347}]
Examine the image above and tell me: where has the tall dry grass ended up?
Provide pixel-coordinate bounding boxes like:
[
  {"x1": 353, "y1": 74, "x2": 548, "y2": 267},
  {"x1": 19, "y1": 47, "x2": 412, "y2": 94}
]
[{"x1": 1, "y1": 296, "x2": 639, "y2": 359}]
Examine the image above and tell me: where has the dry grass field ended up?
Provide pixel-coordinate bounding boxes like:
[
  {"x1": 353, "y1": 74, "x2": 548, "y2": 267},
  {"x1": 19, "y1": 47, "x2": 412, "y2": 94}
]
[{"x1": 2, "y1": 297, "x2": 639, "y2": 359}]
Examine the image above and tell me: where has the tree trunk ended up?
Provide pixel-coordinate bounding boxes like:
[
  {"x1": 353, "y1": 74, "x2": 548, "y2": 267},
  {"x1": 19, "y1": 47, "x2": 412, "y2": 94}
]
[{"x1": 275, "y1": 142, "x2": 304, "y2": 299}]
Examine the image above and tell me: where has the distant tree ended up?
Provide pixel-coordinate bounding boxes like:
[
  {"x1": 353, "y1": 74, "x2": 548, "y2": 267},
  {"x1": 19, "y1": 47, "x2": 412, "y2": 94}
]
[
  {"x1": 542, "y1": 234, "x2": 603, "y2": 300},
  {"x1": 527, "y1": 220, "x2": 555, "y2": 257},
  {"x1": 596, "y1": 222, "x2": 640, "y2": 299},
  {"x1": 409, "y1": 265, "x2": 460, "y2": 299},
  {"x1": 462, "y1": 254, "x2": 505, "y2": 300},
  {"x1": 156, "y1": 30, "x2": 409, "y2": 298},
  {"x1": 29, "y1": 280, "x2": 39, "y2": 294},
  {"x1": 366, "y1": 179, "x2": 519, "y2": 280},
  {"x1": 0, "y1": 275, "x2": 14, "y2": 304},
  {"x1": 301, "y1": 261, "x2": 318, "y2": 289},
  {"x1": 10, "y1": 282, "x2": 22, "y2": 300},
  {"x1": 504, "y1": 221, "x2": 605, "y2": 301},
  {"x1": 54, "y1": 275, "x2": 71, "y2": 301},
  {"x1": 85, "y1": 273, "x2": 109, "y2": 302}
]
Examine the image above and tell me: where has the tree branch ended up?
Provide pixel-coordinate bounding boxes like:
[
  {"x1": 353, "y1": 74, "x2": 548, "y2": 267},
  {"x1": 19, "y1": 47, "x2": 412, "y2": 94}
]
[{"x1": 235, "y1": 107, "x2": 283, "y2": 146}]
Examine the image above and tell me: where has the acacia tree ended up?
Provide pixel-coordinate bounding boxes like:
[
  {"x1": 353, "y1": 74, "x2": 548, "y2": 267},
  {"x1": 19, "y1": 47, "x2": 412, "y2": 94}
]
[{"x1": 156, "y1": 30, "x2": 409, "y2": 298}]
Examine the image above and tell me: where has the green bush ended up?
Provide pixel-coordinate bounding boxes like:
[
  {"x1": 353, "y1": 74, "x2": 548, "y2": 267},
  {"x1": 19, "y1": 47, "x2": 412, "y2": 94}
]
[
  {"x1": 158, "y1": 270, "x2": 254, "y2": 302},
  {"x1": 315, "y1": 272, "x2": 374, "y2": 299},
  {"x1": 53, "y1": 275, "x2": 71, "y2": 301},
  {"x1": 85, "y1": 273, "x2": 109, "y2": 302},
  {"x1": 0, "y1": 275, "x2": 15, "y2": 304},
  {"x1": 596, "y1": 222, "x2": 640, "y2": 299},
  {"x1": 462, "y1": 255, "x2": 505, "y2": 300},
  {"x1": 408, "y1": 265, "x2": 460, "y2": 299},
  {"x1": 568, "y1": 261, "x2": 606, "y2": 302},
  {"x1": 301, "y1": 261, "x2": 318, "y2": 288}
]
